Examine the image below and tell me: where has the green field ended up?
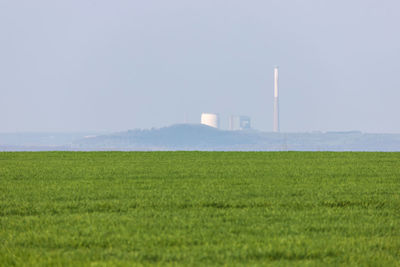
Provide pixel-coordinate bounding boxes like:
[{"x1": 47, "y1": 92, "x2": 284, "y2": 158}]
[{"x1": 1, "y1": 152, "x2": 399, "y2": 266}]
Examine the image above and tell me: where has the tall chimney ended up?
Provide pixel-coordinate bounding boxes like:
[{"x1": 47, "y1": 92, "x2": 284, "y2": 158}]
[{"x1": 273, "y1": 67, "x2": 280, "y2": 132}]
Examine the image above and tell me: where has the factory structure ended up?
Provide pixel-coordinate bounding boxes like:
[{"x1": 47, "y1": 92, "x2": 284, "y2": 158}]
[
  {"x1": 229, "y1": 115, "x2": 251, "y2": 131},
  {"x1": 200, "y1": 67, "x2": 279, "y2": 132},
  {"x1": 200, "y1": 113, "x2": 251, "y2": 131},
  {"x1": 200, "y1": 113, "x2": 251, "y2": 130}
]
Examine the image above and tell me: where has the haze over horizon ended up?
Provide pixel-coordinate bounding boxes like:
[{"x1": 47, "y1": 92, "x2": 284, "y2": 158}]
[{"x1": 1, "y1": 1, "x2": 399, "y2": 133}]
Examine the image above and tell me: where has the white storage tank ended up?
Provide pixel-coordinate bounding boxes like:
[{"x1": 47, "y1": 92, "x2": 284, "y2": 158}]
[{"x1": 201, "y1": 113, "x2": 219, "y2": 128}]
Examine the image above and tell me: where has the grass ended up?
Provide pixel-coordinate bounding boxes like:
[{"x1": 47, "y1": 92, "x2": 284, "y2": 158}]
[{"x1": 0, "y1": 151, "x2": 399, "y2": 266}]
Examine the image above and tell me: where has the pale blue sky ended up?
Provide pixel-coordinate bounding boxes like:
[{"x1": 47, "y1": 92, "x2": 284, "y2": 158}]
[{"x1": 1, "y1": 0, "x2": 399, "y2": 133}]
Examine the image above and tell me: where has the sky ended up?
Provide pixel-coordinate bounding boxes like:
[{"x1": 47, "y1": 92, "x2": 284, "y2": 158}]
[{"x1": 1, "y1": 0, "x2": 399, "y2": 133}]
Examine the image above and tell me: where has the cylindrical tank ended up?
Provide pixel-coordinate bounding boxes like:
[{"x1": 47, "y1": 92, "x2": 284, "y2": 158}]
[{"x1": 201, "y1": 113, "x2": 219, "y2": 128}]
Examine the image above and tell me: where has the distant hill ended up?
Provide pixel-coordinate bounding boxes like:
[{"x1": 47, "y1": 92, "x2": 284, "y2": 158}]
[
  {"x1": 71, "y1": 124, "x2": 400, "y2": 151},
  {"x1": 2, "y1": 124, "x2": 400, "y2": 151},
  {"x1": 72, "y1": 124, "x2": 263, "y2": 150}
]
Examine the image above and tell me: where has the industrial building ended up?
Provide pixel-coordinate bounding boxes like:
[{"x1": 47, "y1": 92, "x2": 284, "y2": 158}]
[
  {"x1": 229, "y1": 115, "x2": 251, "y2": 131},
  {"x1": 199, "y1": 67, "x2": 277, "y2": 132}
]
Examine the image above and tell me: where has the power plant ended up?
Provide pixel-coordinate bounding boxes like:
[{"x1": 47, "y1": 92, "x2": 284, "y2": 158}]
[
  {"x1": 273, "y1": 66, "x2": 280, "y2": 132},
  {"x1": 201, "y1": 113, "x2": 220, "y2": 128},
  {"x1": 200, "y1": 113, "x2": 251, "y2": 130},
  {"x1": 200, "y1": 67, "x2": 278, "y2": 132}
]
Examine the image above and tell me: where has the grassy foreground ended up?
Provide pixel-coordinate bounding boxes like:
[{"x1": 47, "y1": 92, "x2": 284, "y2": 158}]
[{"x1": 0, "y1": 152, "x2": 399, "y2": 266}]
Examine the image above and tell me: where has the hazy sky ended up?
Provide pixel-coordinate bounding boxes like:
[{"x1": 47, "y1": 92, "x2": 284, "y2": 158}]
[{"x1": 1, "y1": 0, "x2": 399, "y2": 133}]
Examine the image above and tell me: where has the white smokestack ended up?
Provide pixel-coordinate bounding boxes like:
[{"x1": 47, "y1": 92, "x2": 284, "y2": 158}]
[{"x1": 273, "y1": 67, "x2": 280, "y2": 132}]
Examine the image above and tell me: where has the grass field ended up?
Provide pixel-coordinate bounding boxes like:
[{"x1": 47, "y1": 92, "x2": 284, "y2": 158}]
[{"x1": 0, "y1": 152, "x2": 399, "y2": 266}]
